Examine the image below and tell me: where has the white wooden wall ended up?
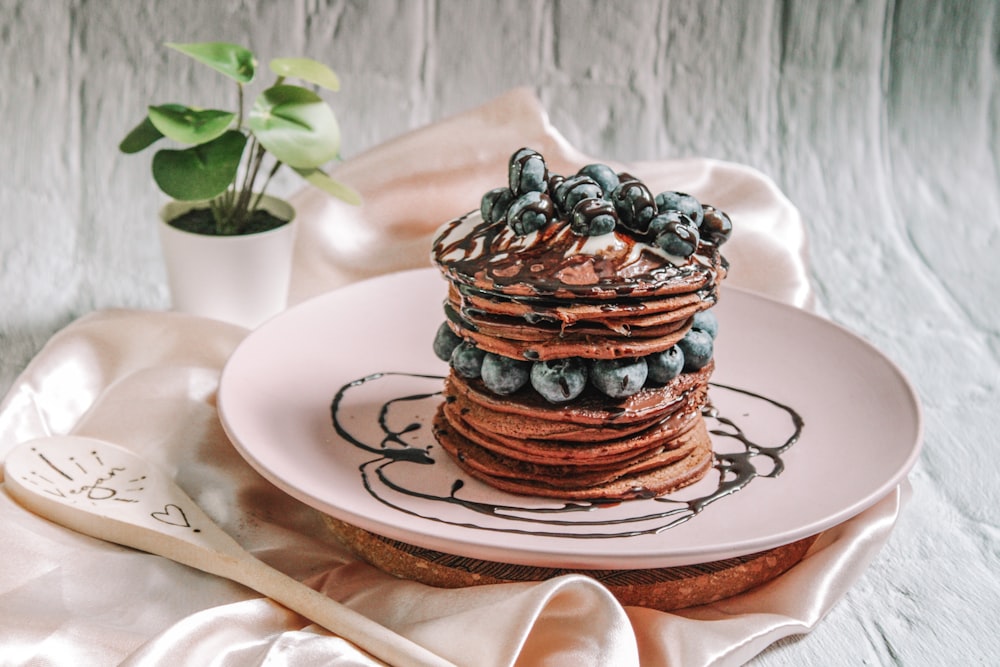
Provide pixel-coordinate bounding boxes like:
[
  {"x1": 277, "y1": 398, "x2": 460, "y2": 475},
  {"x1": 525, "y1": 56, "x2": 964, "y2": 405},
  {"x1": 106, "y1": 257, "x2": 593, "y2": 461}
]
[{"x1": 2, "y1": 2, "x2": 998, "y2": 663}]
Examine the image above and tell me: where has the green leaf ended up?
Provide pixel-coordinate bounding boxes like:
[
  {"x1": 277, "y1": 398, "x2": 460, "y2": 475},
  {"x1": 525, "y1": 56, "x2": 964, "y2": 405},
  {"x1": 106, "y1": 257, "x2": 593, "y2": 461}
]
[
  {"x1": 249, "y1": 85, "x2": 340, "y2": 169},
  {"x1": 119, "y1": 116, "x2": 164, "y2": 154},
  {"x1": 166, "y1": 42, "x2": 256, "y2": 84},
  {"x1": 152, "y1": 130, "x2": 247, "y2": 201},
  {"x1": 294, "y1": 167, "x2": 362, "y2": 206},
  {"x1": 148, "y1": 105, "x2": 236, "y2": 145},
  {"x1": 120, "y1": 103, "x2": 198, "y2": 153},
  {"x1": 270, "y1": 57, "x2": 340, "y2": 91}
]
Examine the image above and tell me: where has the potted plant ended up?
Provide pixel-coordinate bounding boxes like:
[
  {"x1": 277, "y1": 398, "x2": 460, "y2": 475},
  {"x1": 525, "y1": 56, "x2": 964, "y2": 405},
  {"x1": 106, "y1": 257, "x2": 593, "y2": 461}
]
[{"x1": 120, "y1": 41, "x2": 359, "y2": 327}]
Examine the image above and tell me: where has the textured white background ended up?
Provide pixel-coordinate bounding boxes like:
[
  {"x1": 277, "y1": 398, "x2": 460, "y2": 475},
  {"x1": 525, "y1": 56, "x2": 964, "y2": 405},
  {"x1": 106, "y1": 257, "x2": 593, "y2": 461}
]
[{"x1": 1, "y1": 1, "x2": 997, "y2": 665}]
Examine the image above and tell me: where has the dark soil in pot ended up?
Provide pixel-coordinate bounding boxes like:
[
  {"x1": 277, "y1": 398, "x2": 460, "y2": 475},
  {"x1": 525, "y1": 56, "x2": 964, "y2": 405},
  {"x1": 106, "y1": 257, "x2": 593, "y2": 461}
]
[{"x1": 169, "y1": 207, "x2": 289, "y2": 235}]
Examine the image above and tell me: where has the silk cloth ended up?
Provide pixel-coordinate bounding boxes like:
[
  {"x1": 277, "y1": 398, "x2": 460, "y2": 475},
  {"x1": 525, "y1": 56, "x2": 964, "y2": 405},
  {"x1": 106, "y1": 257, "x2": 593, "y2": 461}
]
[{"x1": 0, "y1": 88, "x2": 903, "y2": 666}]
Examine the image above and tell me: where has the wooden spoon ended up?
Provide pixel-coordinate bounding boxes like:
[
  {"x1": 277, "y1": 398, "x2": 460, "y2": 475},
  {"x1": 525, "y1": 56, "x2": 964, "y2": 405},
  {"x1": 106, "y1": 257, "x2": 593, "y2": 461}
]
[{"x1": 4, "y1": 435, "x2": 454, "y2": 667}]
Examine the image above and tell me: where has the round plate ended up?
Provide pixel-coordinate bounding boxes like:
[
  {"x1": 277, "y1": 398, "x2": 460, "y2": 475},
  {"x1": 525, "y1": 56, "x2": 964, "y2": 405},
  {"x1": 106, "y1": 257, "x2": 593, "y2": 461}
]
[{"x1": 218, "y1": 268, "x2": 922, "y2": 569}]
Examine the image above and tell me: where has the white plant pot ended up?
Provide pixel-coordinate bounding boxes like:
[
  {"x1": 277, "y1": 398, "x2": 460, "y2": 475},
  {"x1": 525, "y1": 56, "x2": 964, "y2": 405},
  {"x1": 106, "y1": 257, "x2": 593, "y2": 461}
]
[{"x1": 158, "y1": 195, "x2": 297, "y2": 328}]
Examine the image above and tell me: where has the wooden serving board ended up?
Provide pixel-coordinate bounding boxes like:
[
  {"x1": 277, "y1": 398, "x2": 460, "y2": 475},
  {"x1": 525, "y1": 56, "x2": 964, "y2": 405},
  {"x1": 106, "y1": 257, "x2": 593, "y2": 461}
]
[{"x1": 324, "y1": 516, "x2": 817, "y2": 611}]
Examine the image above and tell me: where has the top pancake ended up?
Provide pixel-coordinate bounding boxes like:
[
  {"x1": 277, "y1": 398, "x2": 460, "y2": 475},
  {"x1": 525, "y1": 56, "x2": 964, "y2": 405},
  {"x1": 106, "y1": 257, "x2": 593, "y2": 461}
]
[{"x1": 432, "y1": 212, "x2": 727, "y2": 300}]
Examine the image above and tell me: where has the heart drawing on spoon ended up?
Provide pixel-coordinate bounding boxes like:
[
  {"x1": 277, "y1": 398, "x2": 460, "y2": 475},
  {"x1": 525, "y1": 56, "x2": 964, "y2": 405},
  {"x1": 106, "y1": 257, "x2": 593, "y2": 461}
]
[{"x1": 151, "y1": 503, "x2": 192, "y2": 528}]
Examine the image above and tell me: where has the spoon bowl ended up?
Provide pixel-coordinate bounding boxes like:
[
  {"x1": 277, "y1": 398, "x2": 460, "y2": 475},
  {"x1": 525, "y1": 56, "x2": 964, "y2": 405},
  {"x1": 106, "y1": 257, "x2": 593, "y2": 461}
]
[{"x1": 4, "y1": 435, "x2": 453, "y2": 667}]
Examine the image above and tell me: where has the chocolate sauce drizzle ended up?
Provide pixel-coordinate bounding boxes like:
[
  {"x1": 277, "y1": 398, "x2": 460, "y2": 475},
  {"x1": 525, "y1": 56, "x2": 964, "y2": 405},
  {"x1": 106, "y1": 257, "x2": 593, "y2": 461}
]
[{"x1": 329, "y1": 373, "x2": 803, "y2": 539}]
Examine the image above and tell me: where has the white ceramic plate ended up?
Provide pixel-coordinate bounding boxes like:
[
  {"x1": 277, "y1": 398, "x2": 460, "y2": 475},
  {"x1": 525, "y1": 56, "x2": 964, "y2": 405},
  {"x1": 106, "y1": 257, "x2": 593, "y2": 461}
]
[{"x1": 218, "y1": 268, "x2": 922, "y2": 569}]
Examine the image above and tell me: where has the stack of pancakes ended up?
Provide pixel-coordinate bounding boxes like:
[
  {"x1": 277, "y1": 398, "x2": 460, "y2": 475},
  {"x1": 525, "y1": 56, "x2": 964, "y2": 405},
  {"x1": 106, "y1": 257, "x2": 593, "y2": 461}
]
[
  {"x1": 435, "y1": 363, "x2": 715, "y2": 499},
  {"x1": 430, "y1": 151, "x2": 730, "y2": 500}
]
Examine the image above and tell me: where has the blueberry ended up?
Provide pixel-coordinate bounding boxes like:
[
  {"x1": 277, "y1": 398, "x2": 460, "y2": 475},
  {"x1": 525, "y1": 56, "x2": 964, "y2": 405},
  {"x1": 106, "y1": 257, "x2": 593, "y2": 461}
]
[
  {"x1": 554, "y1": 175, "x2": 603, "y2": 216},
  {"x1": 651, "y1": 211, "x2": 700, "y2": 257},
  {"x1": 433, "y1": 322, "x2": 462, "y2": 362},
  {"x1": 509, "y1": 147, "x2": 548, "y2": 196},
  {"x1": 547, "y1": 173, "x2": 566, "y2": 200},
  {"x1": 571, "y1": 198, "x2": 618, "y2": 236},
  {"x1": 530, "y1": 358, "x2": 588, "y2": 403},
  {"x1": 577, "y1": 163, "x2": 620, "y2": 194},
  {"x1": 699, "y1": 206, "x2": 733, "y2": 246},
  {"x1": 481, "y1": 353, "x2": 532, "y2": 395},
  {"x1": 691, "y1": 310, "x2": 718, "y2": 338},
  {"x1": 648, "y1": 209, "x2": 691, "y2": 236},
  {"x1": 655, "y1": 191, "x2": 704, "y2": 227},
  {"x1": 646, "y1": 345, "x2": 685, "y2": 383},
  {"x1": 450, "y1": 342, "x2": 486, "y2": 379},
  {"x1": 506, "y1": 191, "x2": 556, "y2": 235},
  {"x1": 611, "y1": 176, "x2": 656, "y2": 233},
  {"x1": 589, "y1": 357, "x2": 648, "y2": 398},
  {"x1": 481, "y1": 187, "x2": 515, "y2": 225},
  {"x1": 677, "y1": 329, "x2": 713, "y2": 372}
]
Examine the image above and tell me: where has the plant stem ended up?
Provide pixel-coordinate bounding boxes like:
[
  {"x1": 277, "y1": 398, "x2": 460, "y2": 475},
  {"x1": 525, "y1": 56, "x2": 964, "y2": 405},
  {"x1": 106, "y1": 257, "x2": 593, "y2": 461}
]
[
  {"x1": 239, "y1": 136, "x2": 259, "y2": 199},
  {"x1": 250, "y1": 161, "x2": 283, "y2": 214},
  {"x1": 210, "y1": 198, "x2": 222, "y2": 229},
  {"x1": 236, "y1": 82, "x2": 244, "y2": 130},
  {"x1": 232, "y1": 141, "x2": 267, "y2": 234},
  {"x1": 213, "y1": 186, "x2": 237, "y2": 235}
]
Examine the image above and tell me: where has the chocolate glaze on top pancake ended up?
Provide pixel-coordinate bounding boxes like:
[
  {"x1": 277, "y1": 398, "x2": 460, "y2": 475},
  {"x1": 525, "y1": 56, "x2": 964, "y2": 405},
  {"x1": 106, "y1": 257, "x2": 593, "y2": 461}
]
[{"x1": 432, "y1": 211, "x2": 727, "y2": 300}]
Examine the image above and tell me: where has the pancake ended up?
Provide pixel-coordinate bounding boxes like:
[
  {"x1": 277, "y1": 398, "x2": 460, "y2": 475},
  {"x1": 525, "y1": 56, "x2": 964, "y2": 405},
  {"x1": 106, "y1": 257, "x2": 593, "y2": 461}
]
[
  {"x1": 434, "y1": 411, "x2": 714, "y2": 500},
  {"x1": 442, "y1": 397, "x2": 699, "y2": 466},
  {"x1": 447, "y1": 317, "x2": 692, "y2": 361},
  {"x1": 446, "y1": 361, "x2": 713, "y2": 428},
  {"x1": 451, "y1": 283, "x2": 706, "y2": 324},
  {"x1": 433, "y1": 212, "x2": 726, "y2": 300},
  {"x1": 449, "y1": 283, "x2": 708, "y2": 336},
  {"x1": 445, "y1": 300, "x2": 694, "y2": 343},
  {"x1": 444, "y1": 388, "x2": 689, "y2": 447}
]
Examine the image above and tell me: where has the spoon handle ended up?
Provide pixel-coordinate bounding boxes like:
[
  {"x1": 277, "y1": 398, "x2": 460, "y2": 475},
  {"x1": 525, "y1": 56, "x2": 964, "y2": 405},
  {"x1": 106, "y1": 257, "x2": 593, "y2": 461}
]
[
  {"x1": 158, "y1": 524, "x2": 455, "y2": 666},
  {"x1": 221, "y1": 552, "x2": 453, "y2": 667}
]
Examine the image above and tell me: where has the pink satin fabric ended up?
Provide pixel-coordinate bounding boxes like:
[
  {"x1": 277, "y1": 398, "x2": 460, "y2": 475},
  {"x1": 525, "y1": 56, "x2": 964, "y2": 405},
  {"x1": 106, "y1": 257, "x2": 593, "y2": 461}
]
[{"x1": 0, "y1": 89, "x2": 901, "y2": 666}]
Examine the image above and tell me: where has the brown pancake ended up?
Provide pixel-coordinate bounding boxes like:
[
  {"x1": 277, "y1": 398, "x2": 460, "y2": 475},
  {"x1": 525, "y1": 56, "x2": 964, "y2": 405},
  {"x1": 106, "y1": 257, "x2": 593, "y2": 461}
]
[
  {"x1": 449, "y1": 283, "x2": 710, "y2": 335},
  {"x1": 451, "y1": 283, "x2": 707, "y2": 322},
  {"x1": 432, "y1": 212, "x2": 727, "y2": 300},
  {"x1": 434, "y1": 412, "x2": 714, "y2": 500},
  {"x1": 445, "y1": 388, "x2": 702, "y2": 449},
  {"x1": 447, "y1": 391, "x2": 672, "y2": 443},
  {"x1": 440, "y1": 412, "x2": 685, "y2": 476},
  {"x1": 446, "y1": 316, "x2": 693, "y2": 361},
  {"x1": 433, "y1": 407, "x2": 698, "y2": 484},
  {"x1": 442, "y1": 398, "x2": 699, "y2": 467},
  {"x1": 447, "y1": 301, "x2": 694, "y2": 342},
  {"x1": 446, "y1": 362, "x2": 713, "y2": 427}
]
